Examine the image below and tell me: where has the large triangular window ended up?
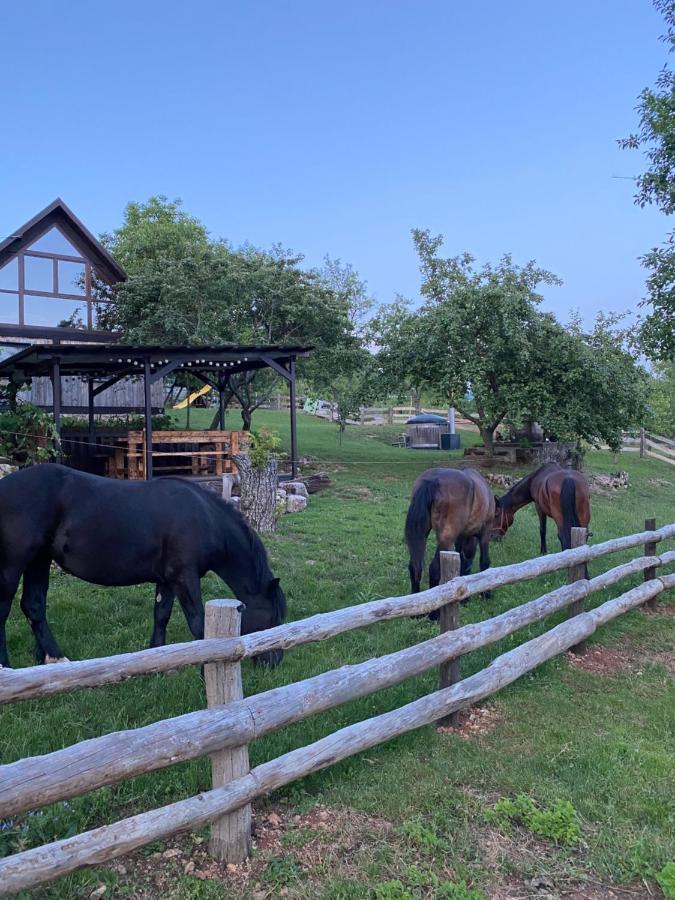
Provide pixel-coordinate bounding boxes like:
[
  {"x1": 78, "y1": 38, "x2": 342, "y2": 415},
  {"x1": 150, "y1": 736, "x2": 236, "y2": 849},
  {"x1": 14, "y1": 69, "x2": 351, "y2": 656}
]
[{"x1": 28, "y1": 227, "x2": 83, "y2": 258}]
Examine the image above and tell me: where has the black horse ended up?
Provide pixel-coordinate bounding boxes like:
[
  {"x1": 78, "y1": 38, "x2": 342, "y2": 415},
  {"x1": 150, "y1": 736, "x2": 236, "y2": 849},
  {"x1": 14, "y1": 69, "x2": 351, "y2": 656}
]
[{"x1": 0, "y1": 464, "x2": 286, "y2": 669}]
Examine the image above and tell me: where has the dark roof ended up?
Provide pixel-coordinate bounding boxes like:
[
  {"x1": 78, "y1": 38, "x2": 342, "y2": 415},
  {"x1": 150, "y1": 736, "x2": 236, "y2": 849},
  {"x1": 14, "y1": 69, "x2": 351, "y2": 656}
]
[
  {"x1": 0, "y1": 342, "x2": 312, "y2": 380},
  {"x1": 0, "y1": 198, "x2": 127, "y2": 285}
]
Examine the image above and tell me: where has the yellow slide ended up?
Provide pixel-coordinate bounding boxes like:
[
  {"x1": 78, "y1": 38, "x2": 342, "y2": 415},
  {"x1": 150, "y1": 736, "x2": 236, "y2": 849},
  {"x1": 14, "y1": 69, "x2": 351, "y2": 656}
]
[{"x1": 173, "y1": 384, "x2": 212, "y2": 410}]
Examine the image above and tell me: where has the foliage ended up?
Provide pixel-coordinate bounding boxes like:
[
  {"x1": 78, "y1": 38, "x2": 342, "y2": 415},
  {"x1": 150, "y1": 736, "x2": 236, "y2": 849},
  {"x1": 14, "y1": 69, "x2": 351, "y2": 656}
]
[
  {"x1": 100, "y1": 198, "x2": 367, "y2": 430},
  {"x1": 373, "y1": 880, "x2": 414, "y2": 899},
  {"x1": 398, "y1": 817, "x2": 448, "y2": 853},
  {"x1": 376, "y1": 233, "x2": 647, "y2": 451},
  {"x1": 490, "y1": 794, "x2": 581, "y2": 846},
  {"x1": 619, "y1": 0, "x2": 675, "y2": 361},
  {"x1": 0, "y1": 403, "x2": 58, "y2": 465},
  {"x1": 647, "y1": 360, "x2": 675, "y2": 436},
  {"x1": 656, "y1": 861, "x2": 675, "y2": 899},
  {"x1": 261, "y1": 855, "x2": 303, "y2": 886},
  {"x1": 248, "y1": 428, "x2": 281, "y2": 470},
  {"x1": 60, "y1": 414, "x2": 176, "y2": 432}
]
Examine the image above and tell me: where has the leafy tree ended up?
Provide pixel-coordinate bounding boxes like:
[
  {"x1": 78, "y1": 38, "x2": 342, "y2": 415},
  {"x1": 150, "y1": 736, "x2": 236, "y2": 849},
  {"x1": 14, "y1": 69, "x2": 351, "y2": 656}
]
[
  {"x1": 100, "y1": 198, "x2": 363, "y2": 430},
  {"x1": 405, "y1": 230, "x2": 561, "y2": 451},
  {"x1": 620, "y1": 0, "x2": 675, "y2": 361},
  {"x1": 377, "y1": 231, "x2": 647, "y2": 452},
  {"x1": 648, "y1": 359, "x2": 675, "y2": 435}
]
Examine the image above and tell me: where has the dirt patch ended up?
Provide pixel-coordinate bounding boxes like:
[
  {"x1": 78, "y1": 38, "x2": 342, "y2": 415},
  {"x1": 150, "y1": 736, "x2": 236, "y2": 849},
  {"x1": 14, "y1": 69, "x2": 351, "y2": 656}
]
[
  {"x1": 436, "y1": 704, "x2": 503, "y2": 738},
  {"x1": 644, "y1": 600, "x2": 675, "y2": 618},
  {"x1": 566, "y1": 636, "x2": 674, "y2": 678},
  {"x1": 565, "y1": 645, "x2": 640, "y2": 677},
  {"x1": 106, "y1": 805, "x2": 393, "y2": 898},
  {"x1": 648, "y1": 477, "x2": 673, "y2": 488}
]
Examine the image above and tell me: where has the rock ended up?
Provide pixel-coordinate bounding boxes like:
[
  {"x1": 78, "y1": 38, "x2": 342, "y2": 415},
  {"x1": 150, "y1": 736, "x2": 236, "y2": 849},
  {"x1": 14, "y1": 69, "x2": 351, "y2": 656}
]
[
  {"x1": 286, "y1": 494, "x2": 308, "y2": 513},
  {"x1": 89, "y1": 886, "x2": 107, "y2": 899},
  {"x1": 162, "y1": 848, "x2": 181, "y2": 859},
  {"x1": 301, "y1": 472, "x2": 331, "y2": 494},
  {"x1": 0, "y1": 464, "x2": 17, "y2": 478},
  {"x1": 227, "y1": 496, "x2": 241, "y2": 510},
  {"x1": 284, "y1": 481, "x2": 309, "y2": 498},
  {"x1": 184, "y1": 861, "x2": 195, "y2": 874}
]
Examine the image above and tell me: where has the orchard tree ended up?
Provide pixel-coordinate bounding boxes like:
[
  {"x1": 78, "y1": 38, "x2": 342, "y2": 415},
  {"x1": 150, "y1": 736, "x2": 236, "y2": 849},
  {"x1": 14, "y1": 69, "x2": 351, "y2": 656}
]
[
  {"x1": 620, "y1": 0, "x2": 675, "y2": 361},
  {"x1": 407, "y1": 230, "x2": 561, "y2": 451}
]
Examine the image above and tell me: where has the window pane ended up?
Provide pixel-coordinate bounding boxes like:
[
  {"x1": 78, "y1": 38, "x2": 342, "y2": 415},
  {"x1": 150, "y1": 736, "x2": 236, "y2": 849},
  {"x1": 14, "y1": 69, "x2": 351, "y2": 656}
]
[
  {"x1": 24, "y1": 295, "x2": 87, "y2": 329},
  {"x1": 0, "y1": 293, "x2": 20, "y2": 324},
  {"x1": 28, "y1": 227, "x2": 82, "y2": 257},
  {"x1": 0, "y1": 258, "x2": 18, "y2": 290},
  {"x1": 24, "y1": 255, "x2": 54, "y2": 292},
  {"x1": 57, "y1": 260, "x2": 86, "y2": 295}
]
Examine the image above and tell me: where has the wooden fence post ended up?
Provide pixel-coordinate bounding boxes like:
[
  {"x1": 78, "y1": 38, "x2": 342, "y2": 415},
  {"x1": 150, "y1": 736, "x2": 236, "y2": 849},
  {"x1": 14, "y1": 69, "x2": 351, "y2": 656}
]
[
  {"x1": 388, "y1": 407, "x2": 394, "y2": 425},
  {"x1": 204, "y1": 600, "x2": 251, "y2": 863},
  {"x1": 437, "y1": 550, "x2": 462, "y2": 727},
  {"x1": 640, "y1": 428, "x2": 646, "y2": 458},
  {"x1": 567, "y1": 526, "x2": 588, "y2": 655},
  {"x1": 644, "y1": 517, "x2": 658, "y2": 611}
]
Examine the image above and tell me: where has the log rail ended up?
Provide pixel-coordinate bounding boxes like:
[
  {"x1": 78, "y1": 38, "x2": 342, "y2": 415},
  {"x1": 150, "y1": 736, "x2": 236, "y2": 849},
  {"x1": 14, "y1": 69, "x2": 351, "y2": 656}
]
[{"x1": 0, "y1": 520, "x2": 673, "y2": 896}]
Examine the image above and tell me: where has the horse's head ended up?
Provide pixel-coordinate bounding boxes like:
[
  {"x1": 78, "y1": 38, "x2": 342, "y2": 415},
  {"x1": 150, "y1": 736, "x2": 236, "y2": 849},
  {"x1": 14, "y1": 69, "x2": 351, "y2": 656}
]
[
  {"x1": 240, "y1": 575, "x2": 287, "y2": 668},
  {"x1": 492, "y1": 496, "x2": 515, "y2": 539}
]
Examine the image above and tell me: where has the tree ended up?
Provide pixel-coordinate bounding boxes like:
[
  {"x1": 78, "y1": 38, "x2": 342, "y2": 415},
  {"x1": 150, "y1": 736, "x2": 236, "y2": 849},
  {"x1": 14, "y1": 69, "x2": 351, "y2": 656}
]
[
  {"x1": 620, "y1": 0, "x2": 675, "y2": 361},
  {"x1": 101, "y1": 198, "x2": 362, "y2": 430},
  {"x1": 405, "y1": 230, "x2": 561, "y2": 451},
  {"x1": 377, "y1": 232, "x2": 647, "y2": 453},
  {"x1": 648, "y1": 359, "x2": 675, "y2": 435}
]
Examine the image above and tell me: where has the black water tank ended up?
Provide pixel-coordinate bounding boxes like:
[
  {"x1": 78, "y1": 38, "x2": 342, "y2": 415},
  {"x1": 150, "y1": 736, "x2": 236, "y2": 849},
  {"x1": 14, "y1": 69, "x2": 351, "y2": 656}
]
[
  {"x1": 440, "y1": 432, "x2": 461, "y2": 450},
  {"x1": 405, "y1": 414, "x2": 446, "y2": 424}
]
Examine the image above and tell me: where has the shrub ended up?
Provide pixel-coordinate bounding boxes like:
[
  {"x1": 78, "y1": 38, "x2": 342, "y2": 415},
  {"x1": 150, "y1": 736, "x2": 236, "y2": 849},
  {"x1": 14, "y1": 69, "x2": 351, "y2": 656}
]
[
  {"x1": 248, "y1": 428, "x2": 281, "y2": 470},
  {"x1": 0, "y1": 404, "x2": 58, "y2": 465}
]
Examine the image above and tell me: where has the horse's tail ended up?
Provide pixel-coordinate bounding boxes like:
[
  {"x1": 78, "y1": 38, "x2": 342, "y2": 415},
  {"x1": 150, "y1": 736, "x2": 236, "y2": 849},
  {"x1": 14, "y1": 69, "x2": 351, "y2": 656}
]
[
  {"x1": 405, "y1": 478, "x2": 436, "y2": 590},
  {"x1": 560, "y1": 476, "x2": 580, "y2": 550}
]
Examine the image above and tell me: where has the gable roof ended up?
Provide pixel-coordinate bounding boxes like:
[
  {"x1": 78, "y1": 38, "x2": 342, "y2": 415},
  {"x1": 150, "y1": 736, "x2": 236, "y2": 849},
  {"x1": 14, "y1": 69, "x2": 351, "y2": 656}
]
[{"x1": 0, "y1": 198, "x2": 127, "y2": 285}]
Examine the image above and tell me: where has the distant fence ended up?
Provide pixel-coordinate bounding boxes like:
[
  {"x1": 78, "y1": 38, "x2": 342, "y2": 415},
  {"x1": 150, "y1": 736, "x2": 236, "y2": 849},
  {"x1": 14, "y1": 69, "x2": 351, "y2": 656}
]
[
  {"x1": 639, "y1": 429, "x2": 675, "y2": 467},
  {"x1": 360, "y1": 406, "x2": 476, "y2": 428},
  {"x1": 0, "y1": 522, "x2": 673, "y2": 895}
]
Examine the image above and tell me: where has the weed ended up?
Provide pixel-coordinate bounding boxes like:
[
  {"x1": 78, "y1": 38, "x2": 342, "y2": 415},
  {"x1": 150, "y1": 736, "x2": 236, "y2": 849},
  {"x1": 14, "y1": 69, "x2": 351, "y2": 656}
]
[
  {"x1": 280, "y1": 827, "x2": 316, "y2": 847},
  {"x1": 398, "y1": 817, "x2": 448, "y2": 853},
  {"x1": 373, "y1": 880, "x2": 414, "y2": 899},
  {"x1": 261, "y1": 854, "x2": 303, "y2": 886},
  {"x1": 491, "y1": 795, "x2": 581, "y2": 846},
  {"x1": 656, "y1": 862, "x2": 675, "y2": 899}
]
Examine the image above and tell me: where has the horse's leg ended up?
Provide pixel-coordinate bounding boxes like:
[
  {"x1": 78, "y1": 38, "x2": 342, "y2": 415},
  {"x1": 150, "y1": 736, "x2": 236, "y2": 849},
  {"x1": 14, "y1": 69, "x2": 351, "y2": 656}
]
[
  {"x1": 149, "y1": 584, "x2": 175, "y2": 648},
  {"x1": 459, "y1": 536, "x2": 478, "y2": 577},
  {"x1": 428, "y1": 546, "x2": 441, "y2": 589},
  {"x1": 174, "y1": 571, "x2": 205, "y2": 640},
  {"x1": 20, "y1": 554, "x2": 66, "y2": 664},
  {"x1": 0, "y1": 567, "x2": 21, "y2": 668},
  {"x1": 536, "y1": 505, "x2": 548, "y2": 554},
  {"x1": 477, "y1": 527, "x2": 493, "y2": 599}
]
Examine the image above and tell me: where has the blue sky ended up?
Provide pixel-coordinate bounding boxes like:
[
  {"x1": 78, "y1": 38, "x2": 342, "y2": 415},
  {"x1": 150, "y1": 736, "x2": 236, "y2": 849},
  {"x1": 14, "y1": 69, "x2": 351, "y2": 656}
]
[{"x1": 0, "y1": 0, "x2": 667, "y2": 324}]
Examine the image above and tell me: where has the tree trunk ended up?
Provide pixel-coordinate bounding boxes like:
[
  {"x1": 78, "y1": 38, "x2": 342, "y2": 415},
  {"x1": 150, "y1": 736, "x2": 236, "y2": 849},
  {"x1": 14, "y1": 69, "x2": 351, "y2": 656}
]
[
  {"x1": 240, "y1": 407, "x2": 252, "y2": 432},
  {"x1": 479, "y1": 426, "x2": 495, "y2": 453},
  {"x1": 233, "y1": 454, "x2": 278, "y2": 533}
]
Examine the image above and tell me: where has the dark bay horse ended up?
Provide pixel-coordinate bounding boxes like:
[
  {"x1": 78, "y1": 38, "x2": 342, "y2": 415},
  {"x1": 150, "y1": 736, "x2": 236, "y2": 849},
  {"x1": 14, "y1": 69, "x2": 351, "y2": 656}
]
[
  {"x1": 0, "y1": 464, "x2": 286, "y2": 669},
  {"x1": 405, "y1": 467, "x2": 496, "y2": 596},
  {"x1": 494, "y1": 462, "x2": 591, "y2": 553}
]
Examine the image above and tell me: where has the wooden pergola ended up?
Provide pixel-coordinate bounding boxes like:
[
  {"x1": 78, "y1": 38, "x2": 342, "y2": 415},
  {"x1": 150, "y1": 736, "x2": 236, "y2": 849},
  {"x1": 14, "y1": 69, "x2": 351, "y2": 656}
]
[{"x1": 0, "y1": 342, "x2": 312, "y2": 478}]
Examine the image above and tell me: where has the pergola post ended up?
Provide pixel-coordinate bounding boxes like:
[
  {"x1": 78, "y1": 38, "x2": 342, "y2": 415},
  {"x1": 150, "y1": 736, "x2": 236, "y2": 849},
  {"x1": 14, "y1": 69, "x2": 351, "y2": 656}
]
[
  {"x1": 289, "y1": 356, "x2": 298, "y2": 479},
  {"x1": 51, "y1": 358, "x2": 62, "y2": 459},
  {"x1": 87, "y1": 377, "x2": 95, "y2": 448},
  {"x1": 218, "y1": 377, "x2": 226, "y2": 430},
  {"x1": 144, "y1": 358, "x2": 153, "y2": 480}
]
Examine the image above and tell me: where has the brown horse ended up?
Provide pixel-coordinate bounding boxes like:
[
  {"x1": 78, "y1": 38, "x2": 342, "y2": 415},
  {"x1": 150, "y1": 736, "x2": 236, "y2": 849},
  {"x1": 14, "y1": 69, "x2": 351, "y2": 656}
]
[
  {"x1": 405, "y1": 467, "x2": 496, "y2": 595},
  {"x1": 493, "y1": 462, "x2": 591, "y2": 553}
]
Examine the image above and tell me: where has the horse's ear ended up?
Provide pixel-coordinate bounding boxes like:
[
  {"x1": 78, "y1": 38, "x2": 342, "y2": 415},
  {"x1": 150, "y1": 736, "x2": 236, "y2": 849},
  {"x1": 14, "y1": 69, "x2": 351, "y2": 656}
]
[
  {"x1": 268, "y1": 577, "x2": 281, "y2": 593},
  {"x1": 494, "y1": 495, "x2": 501, "y2": 508}
]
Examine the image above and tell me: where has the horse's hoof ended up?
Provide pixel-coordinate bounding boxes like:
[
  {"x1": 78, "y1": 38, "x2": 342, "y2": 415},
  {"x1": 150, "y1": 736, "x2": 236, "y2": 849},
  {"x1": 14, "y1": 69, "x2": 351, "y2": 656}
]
[{"x1": 44, "y1": 655, "x2": 70, "y2": 664}]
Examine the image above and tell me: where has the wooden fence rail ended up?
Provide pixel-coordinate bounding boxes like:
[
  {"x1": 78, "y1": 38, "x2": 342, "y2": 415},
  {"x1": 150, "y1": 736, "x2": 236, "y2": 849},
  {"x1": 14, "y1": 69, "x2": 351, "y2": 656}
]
[
  {"x1": 640, "y1": 429, "x2": 675, "y2": 466},
  {"x1": 0, "y1": 521, "x2": 673, "y2": 896},
  {"x1": 2, "y1": 527, "x2": 674, "y2": 706}
]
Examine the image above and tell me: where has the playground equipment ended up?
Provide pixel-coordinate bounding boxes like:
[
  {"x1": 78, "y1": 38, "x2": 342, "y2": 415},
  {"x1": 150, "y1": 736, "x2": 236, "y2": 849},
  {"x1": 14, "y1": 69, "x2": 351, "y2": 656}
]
[{"x1": 173, "y1": 384, "x2": 212, "y2": 410}]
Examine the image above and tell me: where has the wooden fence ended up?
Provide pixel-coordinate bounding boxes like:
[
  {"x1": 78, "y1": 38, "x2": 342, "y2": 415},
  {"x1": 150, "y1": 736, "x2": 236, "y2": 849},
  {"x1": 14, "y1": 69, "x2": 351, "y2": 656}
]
[
  {"x1": 0, "y1": 522, "x2": 674, "y2": 895},
  {"x1": 639, "y1": 429, "x2": 675, "y2": 466},
  {"x1": 360, "y1": 406, "x2": 476, "y2": 427}
]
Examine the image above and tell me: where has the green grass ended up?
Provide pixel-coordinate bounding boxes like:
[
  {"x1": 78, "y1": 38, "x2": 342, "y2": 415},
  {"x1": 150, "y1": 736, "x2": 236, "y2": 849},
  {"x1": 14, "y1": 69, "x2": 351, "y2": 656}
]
[{"x1": 2, "y1": 410, "x2": 674, "y2": 898}]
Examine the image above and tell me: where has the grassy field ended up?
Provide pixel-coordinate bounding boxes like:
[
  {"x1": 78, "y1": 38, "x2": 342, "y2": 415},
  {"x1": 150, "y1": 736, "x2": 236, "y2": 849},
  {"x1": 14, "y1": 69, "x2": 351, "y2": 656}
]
[{"x1": 2, "y1": 410, "x2": 674, "y2": 900}]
